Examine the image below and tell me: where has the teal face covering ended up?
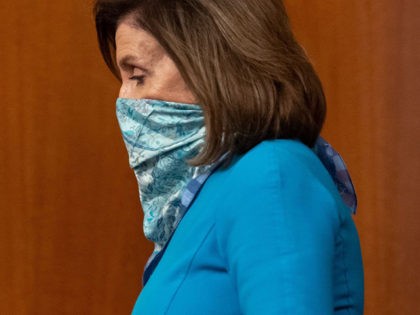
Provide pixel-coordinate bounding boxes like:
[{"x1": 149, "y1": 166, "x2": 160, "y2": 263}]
[{"x1": 115, "y1": 98, "x2": 212, "y2": 252}]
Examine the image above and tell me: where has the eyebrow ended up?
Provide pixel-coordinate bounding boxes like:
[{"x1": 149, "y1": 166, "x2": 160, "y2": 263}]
[{"x1": 117, "y1": 55, "x2": 150, "y2": 74}]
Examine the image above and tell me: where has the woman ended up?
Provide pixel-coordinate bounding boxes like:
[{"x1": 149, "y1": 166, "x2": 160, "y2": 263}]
[{"x1": 94, "y1": 0, "x2": 364, "y2": 314}]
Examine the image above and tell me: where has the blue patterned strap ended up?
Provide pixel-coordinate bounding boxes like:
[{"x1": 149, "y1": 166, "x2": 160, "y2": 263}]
[
  {"x1": 179, "y1": 152, "x2": 230, "y2": 216},
  {"x1": 312, "y1": 137, "x2": 358, "y2": 214}
]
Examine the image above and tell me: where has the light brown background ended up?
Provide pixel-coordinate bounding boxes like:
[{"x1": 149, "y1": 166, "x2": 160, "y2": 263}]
[{"x1": 1, "y1": 1, "x2": 419, "y2": 314}]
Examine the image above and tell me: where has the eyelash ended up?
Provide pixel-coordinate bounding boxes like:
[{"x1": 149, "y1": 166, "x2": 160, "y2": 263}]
[{"x1": 129, "y1": 75, "x2": 145, "y2": 86}]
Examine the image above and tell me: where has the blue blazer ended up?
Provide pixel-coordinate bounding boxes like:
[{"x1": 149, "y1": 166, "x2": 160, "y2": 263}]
[{"x1": 132, "y1": 139, "x2": 364, "y2": 314}]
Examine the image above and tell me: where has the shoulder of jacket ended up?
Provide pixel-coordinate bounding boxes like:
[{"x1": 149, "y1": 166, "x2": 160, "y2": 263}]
[
  {"x1": 211, "y1": 138, "x2": 342, "y2": 249},
  {"x1": 224, "y1": 139, "x2": 319, "y2": 183}
]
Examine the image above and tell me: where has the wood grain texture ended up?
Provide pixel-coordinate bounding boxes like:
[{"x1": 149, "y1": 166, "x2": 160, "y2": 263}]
[
  {"x1": 0, "y1": 1, "x2": 153, "y2": 314},
  {"x1": 0, "y1": 1, "x2": 419, "y2": 314},
  {"x1": 285, "y1": 1, "x2": 420, "y2": 314}
]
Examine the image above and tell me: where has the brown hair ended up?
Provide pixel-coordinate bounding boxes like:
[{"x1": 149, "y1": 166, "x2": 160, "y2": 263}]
[{"x1": 94, "y1": 0, "x2": 326, "y2": 168}]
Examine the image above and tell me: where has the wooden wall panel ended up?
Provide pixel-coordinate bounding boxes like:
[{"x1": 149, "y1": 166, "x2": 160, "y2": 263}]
[
  {"x1": 285, "y1": 1, "x2": 420, "y2": 314},
  {"x1": 0, "y1": 0, "x2": 419, "y2": 314},
  {"x1": 0, "y1": 1, "x2": 153, "y2": 314}
]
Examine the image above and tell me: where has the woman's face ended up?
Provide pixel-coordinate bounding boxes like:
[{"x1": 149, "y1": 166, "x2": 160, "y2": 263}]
[{"x1": 115, "y1": 15, "x2": 197, "y2": 103}]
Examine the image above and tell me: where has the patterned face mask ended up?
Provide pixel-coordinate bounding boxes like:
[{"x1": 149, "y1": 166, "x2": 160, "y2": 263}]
[{"x1": 115, "y1": 98, "x2": 213, "y2": 252}]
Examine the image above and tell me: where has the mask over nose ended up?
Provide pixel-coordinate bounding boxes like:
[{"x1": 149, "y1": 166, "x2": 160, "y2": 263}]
[{"x1": 115, "y1": 97, "x2": 213, "y2": 252}]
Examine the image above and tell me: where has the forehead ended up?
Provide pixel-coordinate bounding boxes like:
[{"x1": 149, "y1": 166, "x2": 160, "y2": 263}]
[{"x1": 115, "y1": 17, "x2": 164, "y2": 62}]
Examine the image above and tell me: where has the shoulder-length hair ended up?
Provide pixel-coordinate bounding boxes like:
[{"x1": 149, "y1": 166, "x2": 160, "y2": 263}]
[{"x1": 94, "y1": 0, "x2": 326, "y2": 168}]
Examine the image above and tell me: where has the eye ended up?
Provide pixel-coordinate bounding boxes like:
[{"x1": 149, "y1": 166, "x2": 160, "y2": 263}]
[{"x1": 129, "y1": 75, "x2": 145, "y2": 86}]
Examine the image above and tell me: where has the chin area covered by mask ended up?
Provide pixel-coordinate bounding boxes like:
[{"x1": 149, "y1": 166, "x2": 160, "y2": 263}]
[{"x1": 115, "y1": 97, "x2": 213, "y2": 252}]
